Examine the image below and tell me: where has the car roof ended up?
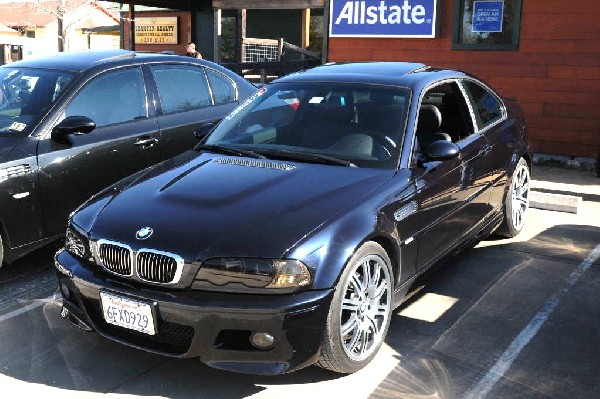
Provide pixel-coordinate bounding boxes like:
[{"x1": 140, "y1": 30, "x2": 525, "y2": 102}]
[
  {"x1": 3, "y1": 49, "x2": 192, "y2": 73},
  {"x1": 275, "y1": 62, "x2": 470, "y2": 87}
]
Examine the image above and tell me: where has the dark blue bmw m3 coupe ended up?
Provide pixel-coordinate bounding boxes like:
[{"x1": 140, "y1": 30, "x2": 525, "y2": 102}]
[{"x1": 55, "y1": 62, "x2": 532, "y2": 374}]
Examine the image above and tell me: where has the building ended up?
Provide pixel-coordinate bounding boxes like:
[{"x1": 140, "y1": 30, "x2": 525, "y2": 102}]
[
  {"x1": 326, "y1": 0, "x2": 600, "y2": 162},
  {"x1": 0, "y1": 0, "x2": 120, "y2": 61}
]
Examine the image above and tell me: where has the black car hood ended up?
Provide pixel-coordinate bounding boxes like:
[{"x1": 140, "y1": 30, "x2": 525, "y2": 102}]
[
  {"x1": 89, "y1": 153, "x2": 394, "y2": 261},
  {"x1": 0, "y1": 136, "x2": 25, "y2": 161}
]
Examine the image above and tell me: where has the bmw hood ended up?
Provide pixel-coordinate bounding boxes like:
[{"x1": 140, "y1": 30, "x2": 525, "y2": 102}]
[{"x1": 86, "y1": 153, "x2": 394, "y2": 261}]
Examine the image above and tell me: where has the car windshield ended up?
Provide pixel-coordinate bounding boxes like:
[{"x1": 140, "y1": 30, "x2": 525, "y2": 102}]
[
  {"x1": 0, "y1": 67, "x2": 76, "y2": 136},
  {"x1": 204, "y1": 82, "x2": 410, "y2": 169}
]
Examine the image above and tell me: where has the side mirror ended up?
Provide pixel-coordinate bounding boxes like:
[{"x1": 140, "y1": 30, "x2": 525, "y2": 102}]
[
  {"x1": 425, "y1": 140, "x2": 460, "y2": 161},
  {"x1": 194, "y1": 121, "x2": 216, "y2": 140},
  {"x1": 51, "y1": 116, "x2": 96, "y2": 143}
]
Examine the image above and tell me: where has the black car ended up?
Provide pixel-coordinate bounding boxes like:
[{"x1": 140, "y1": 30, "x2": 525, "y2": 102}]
[
  {"x1": 0, "y1": 50, "x2": 256, "y2": 266},
  {"x1": 55, "y1": 62, "x2": 531, "y2": 375}
]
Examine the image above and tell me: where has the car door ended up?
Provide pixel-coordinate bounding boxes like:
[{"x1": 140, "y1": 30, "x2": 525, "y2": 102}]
[
  {"x1": 36, "y1": 66, "x2": 161, "y2": 237},
  {"x1": 148, "y1": 64, "x2": 239, "y2": 160},
  {"x1": 461, "y1": 79, "x2": 511, "y2": 212},
  {"x1": 412, "y1": 80, "x2": 493, "y2": 269}
]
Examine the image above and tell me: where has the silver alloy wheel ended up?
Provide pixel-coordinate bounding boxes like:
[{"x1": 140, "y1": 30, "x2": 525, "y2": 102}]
[
  {"x1": 339, "y1": 254, "x2": 392, "y2": 362},
  {"x1": 511, "y1": 163, "x2": 530, "y2": 231}
]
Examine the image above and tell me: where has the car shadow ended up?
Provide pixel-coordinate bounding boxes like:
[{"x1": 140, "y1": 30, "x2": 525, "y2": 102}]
[{"x1": 0, "y1": 224, "x2": 598, "y2": 398}]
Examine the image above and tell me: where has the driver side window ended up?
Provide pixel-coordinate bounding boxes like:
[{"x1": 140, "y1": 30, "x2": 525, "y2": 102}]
[
  {"x1": 415, "y1": 81, "x2": 474, "y2": 156},
  {"x1": 65, "y1": 68, "x2": 146, "y2": 128}
]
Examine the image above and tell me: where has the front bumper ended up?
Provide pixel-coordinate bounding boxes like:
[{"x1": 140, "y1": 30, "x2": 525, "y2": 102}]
[{"x1": 55, "y1": 250, "x2": 333, "y2": 374}]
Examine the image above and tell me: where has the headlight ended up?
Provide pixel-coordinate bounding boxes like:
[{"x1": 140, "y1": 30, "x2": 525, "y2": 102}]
[
  {"x1": 65, "y1": 226, "x2": 91, "y2": 260},
  {"x1": 193, "y1": 258, "x2": 311, "y2": 293}
]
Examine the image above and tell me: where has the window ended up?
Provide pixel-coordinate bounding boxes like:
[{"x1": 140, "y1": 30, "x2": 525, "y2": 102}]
[
  {"x1": 462, "y1": 80, "x2": 504, "y2": 129},
  {"x1": 453, "y1": 0, "x2": 522, "y2": 50},
  {"x1": 0, "y1": 67, "x2": 75, "y2": 136},
  {"x1": 66, "y1": 68, "x2": 146, "y2": 127},
  {"x1": 206, "y1": 69, "x2": 236, "y2": 105},
  {"x1": 150, "y1": 65, "x2": 211, "y2": 114}
]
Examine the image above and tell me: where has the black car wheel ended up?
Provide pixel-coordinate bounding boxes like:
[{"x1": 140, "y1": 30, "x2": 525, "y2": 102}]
[
  {"x1": 497, "y1": 158, "x2": 530, "y2": 238},
  {"x1": 0, "y1": 233, "x2": 4, "y2": 268},
  {"x1": 317, "y1": 241, "x2": 393, "y2": 373}
]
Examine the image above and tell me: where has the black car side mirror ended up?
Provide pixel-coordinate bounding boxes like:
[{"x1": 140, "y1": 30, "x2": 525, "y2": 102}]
[
  {"x1": 51, "y1": 116, "x2": 96, "y2": 143},
  {"x1": 194, "y1": 121, "x2": 216, "y2": 141},
  {"x1": 425, "y1": 140, "x2": 460, "y2": 161}
]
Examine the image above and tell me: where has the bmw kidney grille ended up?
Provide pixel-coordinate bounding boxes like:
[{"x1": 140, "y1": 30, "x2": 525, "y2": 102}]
[
  {"x1": 95, "y1": 240, "x2": 183, "y2": 284},
  {"x1": 97, "y1": 243, "x2": 132, "y2": 276},
  {"x1": 137, "y1": 251, "x2": 179, "y2": 284}
]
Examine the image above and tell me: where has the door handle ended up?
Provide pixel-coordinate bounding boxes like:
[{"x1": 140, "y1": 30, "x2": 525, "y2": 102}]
[
  {"x1": 478, "y1": 144, "x2": 492, "y2": 156},
  {"x1": 134, "y1": 137, "x2": 158, "y2": 148}
]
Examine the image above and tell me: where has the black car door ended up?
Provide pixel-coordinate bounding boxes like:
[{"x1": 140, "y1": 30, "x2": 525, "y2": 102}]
[
  {"x1": 412, "y1": 80, "x2": 493, "y2": 269},
  {"x1": 148, "y1": 64, "x2": 240, "y2": 160},
  {"x1": 461, "y1": 79, "x2": 511, "y2": 212},
  {"x1": 37, "y1": 66, "x2": 161, "y2": 237}
]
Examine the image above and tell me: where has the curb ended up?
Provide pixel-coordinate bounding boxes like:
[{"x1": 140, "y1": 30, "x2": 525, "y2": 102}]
[{"x1": 530, "y1": 191, "x2": 582, "y2": 214}]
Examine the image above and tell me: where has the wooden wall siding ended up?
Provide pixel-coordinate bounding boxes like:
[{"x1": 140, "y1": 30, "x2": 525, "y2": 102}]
[{"x1": 328, "y1": 0, "x2": 600, "y2": 158}]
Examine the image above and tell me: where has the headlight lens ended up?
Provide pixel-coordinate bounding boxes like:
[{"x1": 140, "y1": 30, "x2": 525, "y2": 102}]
[
  {"x1": 194, "y1": 258, "x2": 311, "y2": 293},
  {"x1": 65, "y1": 226, "x2": 90, "y2": 260}
]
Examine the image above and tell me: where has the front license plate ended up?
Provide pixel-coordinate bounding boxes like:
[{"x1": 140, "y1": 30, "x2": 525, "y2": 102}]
[{"x1": 100, "y1": 291, "x2": 156, "y2": 335}]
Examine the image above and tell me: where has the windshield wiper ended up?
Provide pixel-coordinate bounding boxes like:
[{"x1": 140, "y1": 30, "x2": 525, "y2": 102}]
[
  {"x1": 196, "y1": 144, "x2": 266, "y2": 159},
  {"x1": 256, "y1": 149, "x2": 357, "y2": 168}
]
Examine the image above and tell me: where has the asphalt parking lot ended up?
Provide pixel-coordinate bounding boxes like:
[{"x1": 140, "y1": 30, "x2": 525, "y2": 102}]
[{"x1": 0, "y1": 166, "x2": 599, "y2": 398}]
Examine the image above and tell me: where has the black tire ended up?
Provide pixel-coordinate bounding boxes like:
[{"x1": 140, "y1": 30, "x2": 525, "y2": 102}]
[
  {"x1": 317, "y1": 241, "x2": 393, "y2": 373},
  {"x1": 496, "y1": 158, "x2": 530, "y2": 238},
  {"x1": 0, "y1": 233, "x2": 4, "y2": 268}
]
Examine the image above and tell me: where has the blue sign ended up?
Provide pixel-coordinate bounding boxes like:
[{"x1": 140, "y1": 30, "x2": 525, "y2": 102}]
[
  {"x1": 329, "y1": 0, "x2": 438, "y2": 38},
  {"x1": 472, "y1": 1, "x2": 504, "y2": 33}
]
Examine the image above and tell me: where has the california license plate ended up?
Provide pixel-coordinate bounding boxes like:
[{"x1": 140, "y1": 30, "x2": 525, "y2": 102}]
[{"x1": 100, "y1": 291, "x2": 156, "y2": 335}]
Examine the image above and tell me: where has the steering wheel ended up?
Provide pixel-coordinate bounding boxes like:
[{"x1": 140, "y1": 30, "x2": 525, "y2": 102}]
[{"x1": 361, "y1": 131, "x2": 396, "y2": 159}]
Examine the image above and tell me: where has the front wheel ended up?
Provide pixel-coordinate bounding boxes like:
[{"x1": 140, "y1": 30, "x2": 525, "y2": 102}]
[
  {"x1": 317, "y1": 242, "x2": 393, "y2": 373},
  {"x1": 496, "y1": 158, "x2": 530, "y2": 238},
  {"x1": 0, "y1": 233, "x2": 4, "y2": 268}
]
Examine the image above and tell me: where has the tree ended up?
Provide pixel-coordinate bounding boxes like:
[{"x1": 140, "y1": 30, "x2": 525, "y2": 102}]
[{"x1": 20, "y1": 0, "x2": 95, "y2": 52}]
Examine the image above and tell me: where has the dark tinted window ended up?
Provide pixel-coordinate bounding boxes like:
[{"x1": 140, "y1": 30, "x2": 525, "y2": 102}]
[
  {"x1": 463, "y1": 80, "x2": 503, "y2": 128},
  {"x1": 206, "y1": 69, "x2": 236, "y2": 105},
  {"x1": 0, "y1": 67, "x2": 75, "y2": 136},
  {"x1": 65, "y1": 68, "x2": 146, "y2": 127},
  {"x1": 150, "y1": 65, "x2": 211, "y2": 114}
]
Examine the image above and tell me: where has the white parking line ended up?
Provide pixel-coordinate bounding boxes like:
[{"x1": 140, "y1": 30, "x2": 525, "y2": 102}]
[
  {"x1": 465, "y1": 243, "x2": 600, "y2": 399},
  {"x1": 0, "y1": 294, "x2": 58, "y2": 324}
]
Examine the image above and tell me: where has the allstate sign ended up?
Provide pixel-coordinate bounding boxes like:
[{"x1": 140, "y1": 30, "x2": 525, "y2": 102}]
[{"x1": 330, "y1": 0, "x2": 438, "y2": 38}]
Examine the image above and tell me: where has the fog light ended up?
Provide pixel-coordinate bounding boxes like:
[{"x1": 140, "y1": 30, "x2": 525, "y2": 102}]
[{"x1": 250, "y1": 332, "x2": 275, "y2": 349}]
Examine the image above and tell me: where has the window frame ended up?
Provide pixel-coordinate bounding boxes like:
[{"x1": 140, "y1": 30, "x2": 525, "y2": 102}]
[
  {"x1": 204, "y1": 67, "x2": 238, "y2": 106},
  {"x1": 459, "y1": 78, "x2": 507, "y2": 133},
  {"x1": 64, "y1": 66, "x2": 148, "y2": 129},
  {"x1": 149, "y1": 63, "x2": 213, "y2": 115},
  {"x1": 452, "y1": 0, "x2": 523, "y2": 51}
]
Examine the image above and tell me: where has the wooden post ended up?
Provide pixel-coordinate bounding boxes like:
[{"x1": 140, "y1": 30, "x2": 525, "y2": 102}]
[
  {"x1": 213, "y1": 9, "x2": 222, "y2": 63},
  {"x1": 301, "y1": 8, "x2": 310, "y2": 49},
  {"x1": 129, "y1": 2, "x2": 135, "y2": 51},
  {"x1": 235, "y1": 9, "x2": 246, "y2": 63},
  {"x1": 277, "y1": 38, "x2": 284, "y2": 61}
]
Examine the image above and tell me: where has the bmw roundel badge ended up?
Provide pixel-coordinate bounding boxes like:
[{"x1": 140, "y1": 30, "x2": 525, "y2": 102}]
[{"x1": 136, "y1": 227, "x2": 154, "y2": 240}]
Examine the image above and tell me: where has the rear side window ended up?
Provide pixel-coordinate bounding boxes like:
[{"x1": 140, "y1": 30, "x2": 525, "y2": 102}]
[
  {"x1": 150, "y1": 65, "x2": 212, "y2": 114},
  {"x1": 462, "y1": 81, "x2": 504, "y2": 129},
  {"x1": 206, "y1": 69, "x2": 236, "y2": 105}
]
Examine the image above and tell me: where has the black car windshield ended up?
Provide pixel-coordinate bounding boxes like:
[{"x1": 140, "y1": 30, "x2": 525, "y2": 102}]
[
  {"x1": 205, "y1": 82, "x2": 410, "y2": 169},
  {"x1": 0, "y1": 67, "x2": 76, "y2": 136}
]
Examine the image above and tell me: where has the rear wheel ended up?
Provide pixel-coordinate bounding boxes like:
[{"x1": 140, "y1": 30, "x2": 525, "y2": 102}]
[
  {"x1": 317, "y1": 242, "x2": 393, "y2": 373},
  {"x1": 496, "y1": 158, "x2": 530, "y2": 238}
]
